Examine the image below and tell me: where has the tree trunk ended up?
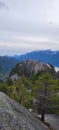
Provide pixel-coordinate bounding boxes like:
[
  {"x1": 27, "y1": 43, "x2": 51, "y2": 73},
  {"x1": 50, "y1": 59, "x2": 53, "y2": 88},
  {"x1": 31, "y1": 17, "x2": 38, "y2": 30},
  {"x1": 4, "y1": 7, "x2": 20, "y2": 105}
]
[{"x1": 41, "y1": 108, "x2": 45, "y2": 121}]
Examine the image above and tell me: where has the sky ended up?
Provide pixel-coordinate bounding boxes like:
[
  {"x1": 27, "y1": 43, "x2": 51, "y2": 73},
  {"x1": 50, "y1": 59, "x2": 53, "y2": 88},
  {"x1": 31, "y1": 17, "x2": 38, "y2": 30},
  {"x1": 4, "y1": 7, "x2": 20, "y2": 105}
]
[{"x1": 0, "y1": 0, "x2": 59, "y2": 56}]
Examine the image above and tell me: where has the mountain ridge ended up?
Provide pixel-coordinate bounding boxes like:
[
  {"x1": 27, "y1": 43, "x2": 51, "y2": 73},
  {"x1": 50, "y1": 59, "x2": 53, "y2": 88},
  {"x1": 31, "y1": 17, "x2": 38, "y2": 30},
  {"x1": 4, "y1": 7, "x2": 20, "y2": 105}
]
[{"x1": 14, "y1": 50, "x2": 59, "y2": 67}]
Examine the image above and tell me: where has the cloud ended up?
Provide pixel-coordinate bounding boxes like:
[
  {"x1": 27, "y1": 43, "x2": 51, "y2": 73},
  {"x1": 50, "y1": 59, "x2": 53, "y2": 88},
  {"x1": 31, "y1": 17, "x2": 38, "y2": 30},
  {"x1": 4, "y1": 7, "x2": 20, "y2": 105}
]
[
  {"x1": 0, "y1": 1, "x2": 8, "y2": 9},
  {"x1": 0, "y1": 32, "x2": 59, "y2": 56},
  {"x1": 0, "y1": 0, "x2": 59, "y2": 55}
]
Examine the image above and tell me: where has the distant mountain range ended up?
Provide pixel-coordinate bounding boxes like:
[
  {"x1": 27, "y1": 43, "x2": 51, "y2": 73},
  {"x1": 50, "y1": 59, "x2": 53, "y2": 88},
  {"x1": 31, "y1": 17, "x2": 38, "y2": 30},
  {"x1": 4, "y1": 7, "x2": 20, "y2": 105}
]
[
  {"x1": 0, "y1": 50, "x2": 59, "y2": 76},
  {"x1": 14, "y1": 50, "x2": 59, "y2": 67}
]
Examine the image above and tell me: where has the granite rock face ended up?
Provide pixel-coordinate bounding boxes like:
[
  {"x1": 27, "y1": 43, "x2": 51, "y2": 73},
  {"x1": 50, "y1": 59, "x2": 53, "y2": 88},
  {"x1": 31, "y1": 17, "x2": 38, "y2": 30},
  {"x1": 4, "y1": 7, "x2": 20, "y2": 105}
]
[
  {"x1": 10, "y1": 60, "x2": 51, "y2": 81},
  {"x1": 0, "y1": 92, "x2": 49, "y2": 130}
]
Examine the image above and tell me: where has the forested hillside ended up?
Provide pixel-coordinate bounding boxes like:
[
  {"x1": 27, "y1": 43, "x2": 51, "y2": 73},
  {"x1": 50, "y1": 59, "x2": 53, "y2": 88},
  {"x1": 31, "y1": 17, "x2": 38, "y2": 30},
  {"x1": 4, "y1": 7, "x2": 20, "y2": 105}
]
[{"x1": 0, "y1": 56, "x2": 18, "y2": 73}]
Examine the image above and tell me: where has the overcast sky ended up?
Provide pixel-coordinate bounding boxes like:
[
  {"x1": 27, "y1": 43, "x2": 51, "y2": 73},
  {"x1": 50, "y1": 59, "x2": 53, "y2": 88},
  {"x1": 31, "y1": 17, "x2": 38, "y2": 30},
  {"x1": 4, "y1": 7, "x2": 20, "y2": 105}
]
[{"x1": 0, "y1": 0, "x2": 59, "y2": 56}]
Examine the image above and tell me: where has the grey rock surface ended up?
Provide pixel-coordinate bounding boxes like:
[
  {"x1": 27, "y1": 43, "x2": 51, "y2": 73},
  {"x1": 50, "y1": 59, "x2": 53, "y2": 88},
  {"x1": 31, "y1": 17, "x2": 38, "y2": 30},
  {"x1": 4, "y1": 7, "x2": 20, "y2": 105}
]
[
  {"x1": 45, "y1": 114, "x2": 59, "y2": 130},
  {"x1": 0, "y1": 92, "x2": 49, "y2": 130}
]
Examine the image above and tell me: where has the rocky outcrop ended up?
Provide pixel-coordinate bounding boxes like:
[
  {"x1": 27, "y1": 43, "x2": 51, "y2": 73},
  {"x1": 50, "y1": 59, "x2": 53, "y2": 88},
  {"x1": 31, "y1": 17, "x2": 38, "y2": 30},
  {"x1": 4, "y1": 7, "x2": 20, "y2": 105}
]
[
  {"x1": 10, "y1": 60, "x2": 51, "y2": 81},
  {"x1": 0, "y1": 92, "x2": 49, "y2": 130}
]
